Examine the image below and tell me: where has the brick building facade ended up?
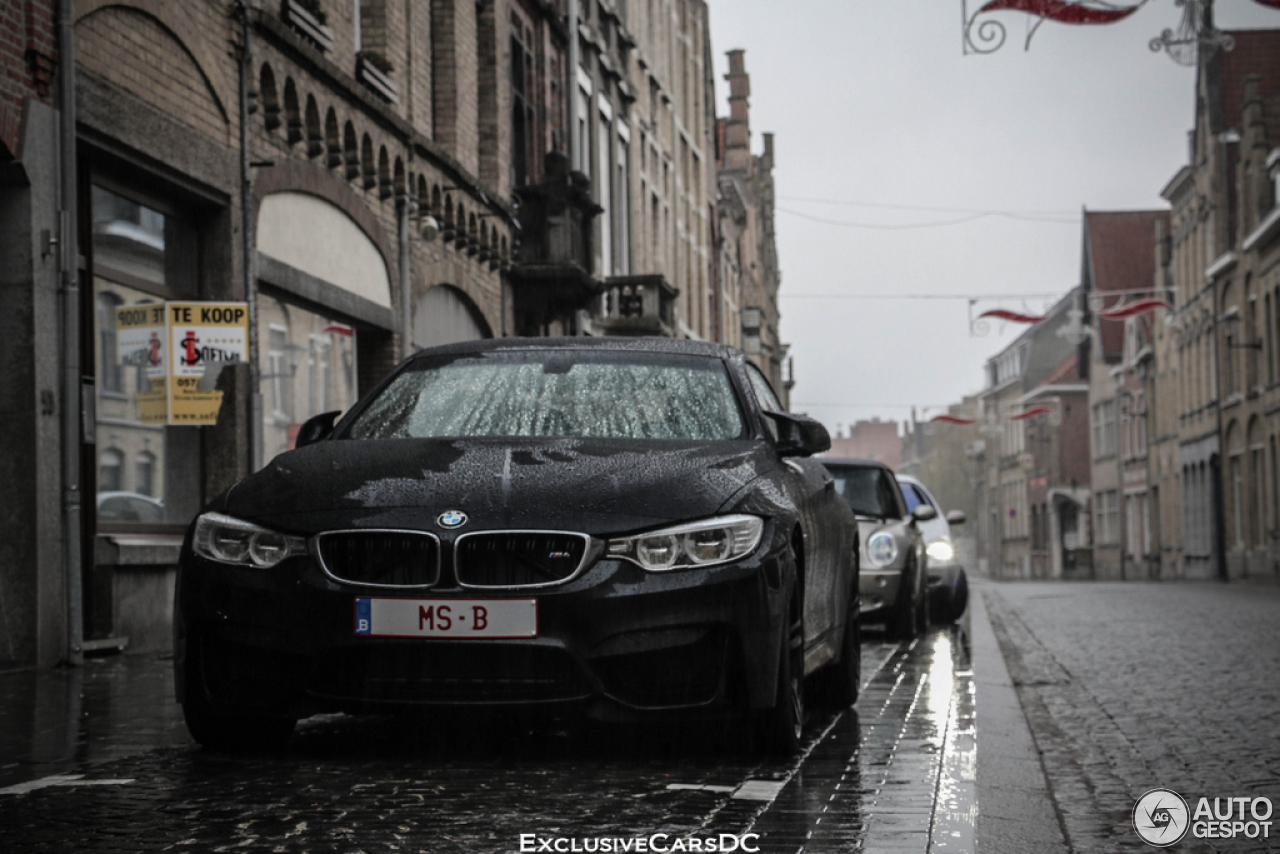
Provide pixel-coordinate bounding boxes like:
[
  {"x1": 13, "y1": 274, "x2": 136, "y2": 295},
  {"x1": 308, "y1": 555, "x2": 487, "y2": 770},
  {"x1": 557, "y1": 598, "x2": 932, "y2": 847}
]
[
  {"x1": 974, "y1": 291, "x2": 1088, "y2": 580},
  {"x1": 1081, "y1": 210, "x2": 1168, "y2": 580},
  {"x1": 1178, "y1": 30, "x2": 1280, "y2": 581},
  {"x1": 716, "y1": 49, "x2": 785, "y2": 398},
  {"x1": 0, "y1": 0, "x2": 61, "y2": 667},
  {"x1": 0, "y1": 1, "x2": 789, "y2": 668}
]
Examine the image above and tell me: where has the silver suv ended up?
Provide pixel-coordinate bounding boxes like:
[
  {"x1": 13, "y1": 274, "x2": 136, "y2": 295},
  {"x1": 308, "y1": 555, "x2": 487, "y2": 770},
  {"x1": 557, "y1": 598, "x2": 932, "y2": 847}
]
[{"x1": 822, "y1": 459, "x2": 935, "y2": 640}]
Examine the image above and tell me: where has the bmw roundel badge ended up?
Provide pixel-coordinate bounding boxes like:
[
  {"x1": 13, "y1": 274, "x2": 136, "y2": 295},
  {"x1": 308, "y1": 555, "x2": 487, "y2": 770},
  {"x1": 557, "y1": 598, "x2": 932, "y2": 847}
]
[{"x1": 437, "y1": 510, "x2": 468, "y2": 529}]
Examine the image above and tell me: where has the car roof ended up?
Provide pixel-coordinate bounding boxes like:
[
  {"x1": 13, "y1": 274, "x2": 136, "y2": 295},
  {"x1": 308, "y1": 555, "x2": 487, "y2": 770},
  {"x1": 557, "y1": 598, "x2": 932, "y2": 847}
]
[
  {"x1": 406, "y1": 336, "x2": 742, "y2": 362},
  {"x1": 819, "y1": 457, "x2": 894, "y2": 471}
]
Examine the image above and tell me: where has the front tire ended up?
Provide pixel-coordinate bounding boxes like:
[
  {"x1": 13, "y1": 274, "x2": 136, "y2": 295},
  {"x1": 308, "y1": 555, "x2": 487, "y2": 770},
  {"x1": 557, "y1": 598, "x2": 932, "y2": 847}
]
[
  {"x1": 887, "y1": 564, "x2": 920, "y2": 641},
  {"x1": 755, "y1": 604, "x2": 805, "y2": 755},
  {"x1": 815, "y1": 594, "x2": 860, "y2": 708},
  {"x1": 940, "y1": 570, "x2": 969, "y2": 623},
  {"x1": 181, "y1": 644, "x2": 296, "y2": 752},
  {"x1": 182, "y1": 691, "x2": 296, "y2": 752}
]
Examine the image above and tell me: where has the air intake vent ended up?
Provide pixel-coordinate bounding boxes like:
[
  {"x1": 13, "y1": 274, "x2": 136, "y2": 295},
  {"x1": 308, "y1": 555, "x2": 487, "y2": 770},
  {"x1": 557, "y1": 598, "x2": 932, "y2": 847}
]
[
  {"x1": 316, "y1": 530, "x2": 440, "y2": 588},
  {"x1": 455, "y1": 532, "x2": 591, "y2": 588}
]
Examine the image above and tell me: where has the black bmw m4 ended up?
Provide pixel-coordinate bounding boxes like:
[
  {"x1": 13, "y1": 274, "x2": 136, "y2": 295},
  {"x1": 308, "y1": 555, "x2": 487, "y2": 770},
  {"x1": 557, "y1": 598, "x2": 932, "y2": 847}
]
[{"x1": 176, "y1": 337, "x2": 860, "y2": 754}]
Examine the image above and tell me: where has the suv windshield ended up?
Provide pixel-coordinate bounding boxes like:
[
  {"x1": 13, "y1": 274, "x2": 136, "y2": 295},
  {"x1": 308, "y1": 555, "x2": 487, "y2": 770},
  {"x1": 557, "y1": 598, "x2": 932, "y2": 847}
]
[
  {"x1": 828, "y1": 466, "x2": 900, "y2": 518},
  {"x1": 344, "y1": 350, "x2": 746, "y2": 441}
]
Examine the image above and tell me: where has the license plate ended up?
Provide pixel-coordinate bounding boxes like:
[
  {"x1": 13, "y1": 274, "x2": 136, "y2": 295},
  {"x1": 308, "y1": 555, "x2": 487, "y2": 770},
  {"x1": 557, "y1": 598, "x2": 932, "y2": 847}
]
[{"x1": 354, "y1": 597, "x2": 537, "y2": 638}]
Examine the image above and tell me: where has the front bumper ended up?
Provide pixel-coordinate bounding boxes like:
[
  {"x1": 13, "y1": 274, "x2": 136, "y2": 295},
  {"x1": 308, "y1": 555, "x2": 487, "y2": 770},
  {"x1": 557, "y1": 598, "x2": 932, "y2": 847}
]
[
  {"x1": 175, "y1": 530, "x2": 792, "y2": 722},
  {"x1": 927, "y1": 561, "x2": 965, "y2": 605},
  {"x1": 858, "y1": 568, "x2": 903, "y2": 618}
]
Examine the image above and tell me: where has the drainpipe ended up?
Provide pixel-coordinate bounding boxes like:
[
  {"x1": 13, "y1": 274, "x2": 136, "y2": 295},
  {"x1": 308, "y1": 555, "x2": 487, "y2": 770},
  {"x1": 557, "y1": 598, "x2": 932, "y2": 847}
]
[
  {"x1": 58, "y1": 0, "x2": 82, "y2": 667},
  {"x1": 239, "y1": 2, "x2": 263, "y2": 471},
  {"x1": 567, "y1": 0, "x2": 580, "y2": 172},
  {"x1": 399, "y1": 166, "x2": 412, "y2": 356}
]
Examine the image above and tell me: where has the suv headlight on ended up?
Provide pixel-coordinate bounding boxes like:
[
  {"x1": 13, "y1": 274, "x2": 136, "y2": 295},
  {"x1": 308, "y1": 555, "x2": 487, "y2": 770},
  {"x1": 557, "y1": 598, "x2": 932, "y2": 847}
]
[
  {"x1": 866, "y1": 531, "x2": 899, "y2": 568},
  {"x1": 926, "y1": 540, "x2": 954, "y2": 563},
  {"x1": 193, "y1": 512, "x2": 308, "y2": 568},
  {"x1": 607, "y1": 515, "x2": 764, "y2": 572}
]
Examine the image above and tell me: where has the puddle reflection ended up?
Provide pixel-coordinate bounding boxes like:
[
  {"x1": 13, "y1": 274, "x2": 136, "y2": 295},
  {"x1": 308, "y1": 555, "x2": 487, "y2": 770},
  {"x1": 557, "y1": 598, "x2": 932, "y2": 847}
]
[{"x1": 747, "y1": 622, "x2": 976, "y2": 853}]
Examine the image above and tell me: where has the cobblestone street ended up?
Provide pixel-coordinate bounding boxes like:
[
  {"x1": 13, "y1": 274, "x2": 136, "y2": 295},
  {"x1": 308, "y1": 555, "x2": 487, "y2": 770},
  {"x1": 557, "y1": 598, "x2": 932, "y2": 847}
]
[
  {"x1": 2, "y1": 579, "x2": 1275, "y2": 853},
  {"x1": 983, "y1": 580, "x2": 1280, "y2": 853},
  {"x1": 0, "y1": 625, "x2": 974, "y2": 854}
]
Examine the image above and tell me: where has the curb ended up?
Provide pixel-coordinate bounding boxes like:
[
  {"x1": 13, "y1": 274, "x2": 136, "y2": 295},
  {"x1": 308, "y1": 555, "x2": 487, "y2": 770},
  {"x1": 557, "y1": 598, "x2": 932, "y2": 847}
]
[{"x1": 970, "y1": 580, "x2": 1070, "y2": 853}]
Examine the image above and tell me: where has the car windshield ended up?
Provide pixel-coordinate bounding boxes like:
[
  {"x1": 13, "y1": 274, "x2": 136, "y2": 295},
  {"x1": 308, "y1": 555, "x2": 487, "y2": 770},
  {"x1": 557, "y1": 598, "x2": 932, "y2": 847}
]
[
  {"x1": 343, "y1": 350, "x2": 746, "y2": 441},
  {"x1": 828, "y1": 466, "x2": 897, "y2": 518}
]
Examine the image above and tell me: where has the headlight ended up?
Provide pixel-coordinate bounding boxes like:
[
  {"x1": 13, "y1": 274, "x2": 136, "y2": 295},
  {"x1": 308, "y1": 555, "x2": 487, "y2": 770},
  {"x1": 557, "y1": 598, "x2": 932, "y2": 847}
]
[
  {"x1": 192, "y1": 512, "x2": 308, "y2": 568},
  {"x1": 926, "y1": 540, "x2": 954, "y2": 563},
  {"x1": 866, "y1": 531, "x2": 899, "y2": 568},
  {"x1": 607, "y1": 515, "x2": 764, "y2": 572}
]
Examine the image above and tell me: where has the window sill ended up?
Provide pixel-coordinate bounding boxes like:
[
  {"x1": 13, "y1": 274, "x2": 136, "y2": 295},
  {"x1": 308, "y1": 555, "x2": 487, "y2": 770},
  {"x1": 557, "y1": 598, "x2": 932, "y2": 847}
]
[{"x1": 95, "y1": 532, "x2": 184, "y2": 566}]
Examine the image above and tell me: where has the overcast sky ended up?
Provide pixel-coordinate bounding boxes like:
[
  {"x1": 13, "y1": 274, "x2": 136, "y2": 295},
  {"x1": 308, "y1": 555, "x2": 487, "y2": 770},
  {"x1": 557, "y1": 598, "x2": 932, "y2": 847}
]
[{"x1": 707, "y1": 0, "x2": 1278, "y2": 436}]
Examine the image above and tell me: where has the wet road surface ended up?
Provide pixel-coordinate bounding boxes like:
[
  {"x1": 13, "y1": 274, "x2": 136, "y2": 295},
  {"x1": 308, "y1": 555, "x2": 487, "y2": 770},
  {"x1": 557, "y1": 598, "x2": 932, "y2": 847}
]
[{"x1": 0, "y1": 624, "x2": 975, "y2": 853}]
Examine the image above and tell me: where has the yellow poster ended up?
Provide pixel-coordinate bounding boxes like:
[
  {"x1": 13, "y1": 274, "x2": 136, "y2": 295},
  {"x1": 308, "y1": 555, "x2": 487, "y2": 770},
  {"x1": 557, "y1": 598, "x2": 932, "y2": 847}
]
[
  {"x1": 114, "y1": 303, "x2": 169, "y2": 424},
  {"x1": 166, "y1": 302, "x2": 249, "y2": 425}
]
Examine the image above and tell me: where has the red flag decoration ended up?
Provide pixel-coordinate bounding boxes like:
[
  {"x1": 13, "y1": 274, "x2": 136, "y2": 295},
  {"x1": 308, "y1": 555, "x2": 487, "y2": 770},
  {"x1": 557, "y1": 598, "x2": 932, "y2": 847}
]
[
  {"x1": 931, "y1": 415, "x2": 978, "y2": 425},
  {"x1": 322, "y1": 323, "x2": 354, "y2": 337},
  {"x1": 978, "y1": 309, "x2": 1047, "y2": 324},
  {"x1": 1254, "y1": 0, "x2": 1280, "y2": 9},
  {"x1": 1009, "y1": 406, "x2": 1051, "y2": 421},
  {"x1": 978, "y1": 0, "x2": 1143, "y2": 24},
  {"x1": 1097, "y1": 298, "x2": 1170, "y2": 320}
]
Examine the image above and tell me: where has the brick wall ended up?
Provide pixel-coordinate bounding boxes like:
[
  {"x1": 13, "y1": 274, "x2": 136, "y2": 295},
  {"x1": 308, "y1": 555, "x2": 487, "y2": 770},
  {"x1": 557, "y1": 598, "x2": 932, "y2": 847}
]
[
  {"x1": 1, "y1": 0, "x2": 55, "y2": 158},
  {"x1": 77, "y1": 6, "x2": 231, "y2": 146}
]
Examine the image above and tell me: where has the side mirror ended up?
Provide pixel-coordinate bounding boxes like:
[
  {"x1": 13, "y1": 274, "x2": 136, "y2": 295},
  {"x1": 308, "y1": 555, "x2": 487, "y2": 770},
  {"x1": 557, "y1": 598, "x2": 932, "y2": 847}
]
[
  {"x1": 946, "y1": 510, "x2": 967, "y2": 526},
  {"x1": 764, "y1": 411, "x2": 831, "y2": 457},
  {"x1": 295, "y1": 410, "x2": 342, "y2": 448},
  {"x1": 911, "y1": 504, "x2": 938, "y2": 522}
]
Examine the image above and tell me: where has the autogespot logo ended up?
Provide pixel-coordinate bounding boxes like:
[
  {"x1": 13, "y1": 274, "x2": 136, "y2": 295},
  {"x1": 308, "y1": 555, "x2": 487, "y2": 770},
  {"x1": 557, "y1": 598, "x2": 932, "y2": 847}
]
[{"x1": 1133, "y1": 788, "x2": 1190, "y2": 847}]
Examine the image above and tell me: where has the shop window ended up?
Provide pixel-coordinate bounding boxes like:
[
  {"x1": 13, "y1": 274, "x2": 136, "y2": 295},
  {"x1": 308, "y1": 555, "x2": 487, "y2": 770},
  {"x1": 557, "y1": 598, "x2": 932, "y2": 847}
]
[{"x1": 90, "y1": 181, "x2": 202, "y2": 532}]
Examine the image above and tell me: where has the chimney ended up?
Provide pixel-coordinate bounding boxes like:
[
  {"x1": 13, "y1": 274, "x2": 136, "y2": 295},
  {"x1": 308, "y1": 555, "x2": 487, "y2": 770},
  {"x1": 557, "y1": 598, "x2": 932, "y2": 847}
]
[{"x1": 723, "y1": 49, "x2": 752, "y2": 173}]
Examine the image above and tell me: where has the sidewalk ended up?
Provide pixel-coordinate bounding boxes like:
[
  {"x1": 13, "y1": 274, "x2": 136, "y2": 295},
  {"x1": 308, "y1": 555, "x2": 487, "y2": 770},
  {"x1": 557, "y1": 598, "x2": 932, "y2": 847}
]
[
  {"x1": 970, "y1": 579, "x2": 1070, "y2": 853},
  {"x1": 0, "y1": 652, "x2": 191, "y2": 791}
]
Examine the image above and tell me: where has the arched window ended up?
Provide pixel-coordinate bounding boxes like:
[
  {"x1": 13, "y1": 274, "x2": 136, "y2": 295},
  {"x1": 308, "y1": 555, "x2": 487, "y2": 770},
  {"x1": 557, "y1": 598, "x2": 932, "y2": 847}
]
[
  {"x1": 99, "y1": 448, "x2": 124, "y2": 492},
  {"x1": 343, "y1": 121, "x2": 359, "y2": 181},
  {"x1": 260, "y1": 64, "x2": 280, "y2": 131},
  {"x1": 135, "y1": 450, "x2": 156, "y2": 497},
  {"x1": 413, "y1": 285, "x2": 491, "y2": 351},
  {"x1": 377, "y1": 146, "x2": 391, "y2": 199},
  {"x1": 305, "y1": 94, "x2": 322, "y2": 158},
  {"x1": 325, "y1": 107, "x2": 341, "y2": 169},
  {"x1": 361, "y1": 133, "x2": 376, "y2": 189},
  {"x1": 284, "y1": 77, "x2": 302, "y2": 144}
]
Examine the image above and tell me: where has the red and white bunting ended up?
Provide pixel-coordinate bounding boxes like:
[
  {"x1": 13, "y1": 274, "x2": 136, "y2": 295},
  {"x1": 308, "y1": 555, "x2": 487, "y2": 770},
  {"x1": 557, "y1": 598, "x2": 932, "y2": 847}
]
[
  {"x1": 1097, "y1": 298, "x2": 1170, "y2": 320},
  {"x1": 1009, "y1": 406, "x2": 1051, "y2": 421},
  {"x1": 978, "y1": 309, "x2": 1048, "y2": 324},
  {"x1": 978, "y1": 0, "x2": 1144, "y2": 24},
  {"x1": 931, "y1": 414, "x2": 978, "y2": 425}
]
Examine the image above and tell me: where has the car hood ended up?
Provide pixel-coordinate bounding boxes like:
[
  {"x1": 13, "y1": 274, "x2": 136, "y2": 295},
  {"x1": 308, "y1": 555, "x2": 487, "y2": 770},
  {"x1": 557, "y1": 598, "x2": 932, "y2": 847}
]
[{"x1": 222, "y1": 437, "x2": 776, "y2": 536}]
